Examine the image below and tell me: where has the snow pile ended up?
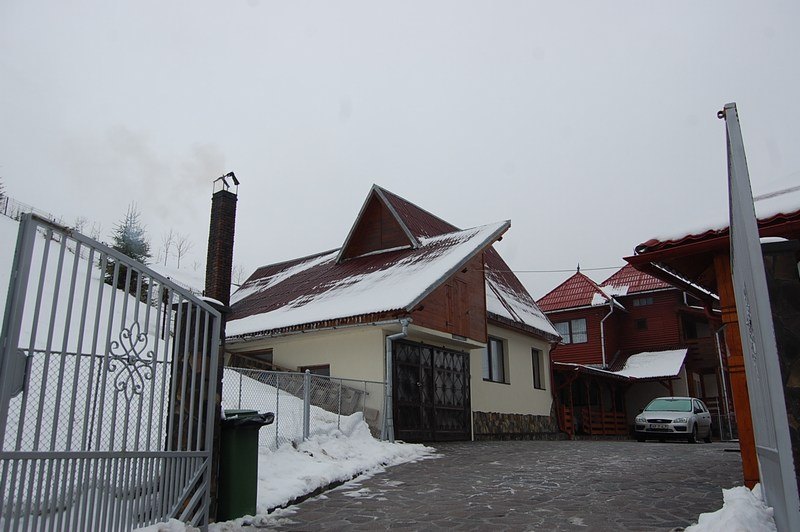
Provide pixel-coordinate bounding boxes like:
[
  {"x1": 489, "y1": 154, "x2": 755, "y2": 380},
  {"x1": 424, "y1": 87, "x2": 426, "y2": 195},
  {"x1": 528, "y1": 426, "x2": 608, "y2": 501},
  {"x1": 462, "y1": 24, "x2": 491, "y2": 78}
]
[
  {"x1": 253, "y1": 415, "x2": 434, "y2": 512},
  {"x1": 686, "y1": 484, "x2": 777, "y2": 532},
  {"x1": 590, "y1": 292, "x2": 609, "y2": 306},
  {"x1": 136, "y1": 416, "x2": 433, "y2": 531}
]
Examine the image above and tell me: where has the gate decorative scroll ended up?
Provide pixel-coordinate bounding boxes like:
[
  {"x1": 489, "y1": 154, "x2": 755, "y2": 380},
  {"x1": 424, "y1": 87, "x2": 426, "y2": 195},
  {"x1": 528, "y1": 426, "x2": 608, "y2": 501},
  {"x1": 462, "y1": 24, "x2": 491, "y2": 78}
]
[
  {"x1": 108, "y1": 322, "x2": 154, "y2": 403},
  {"x1": 0, "y1": 214, "x2": 221, "y2": 531}
]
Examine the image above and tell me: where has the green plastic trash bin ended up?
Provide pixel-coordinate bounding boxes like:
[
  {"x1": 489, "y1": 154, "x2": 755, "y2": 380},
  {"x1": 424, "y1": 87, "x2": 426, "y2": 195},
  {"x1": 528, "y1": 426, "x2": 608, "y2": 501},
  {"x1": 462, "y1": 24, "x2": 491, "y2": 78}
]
[{"x1": 218, "y1": 409, "x2": 275, "y2": 521}]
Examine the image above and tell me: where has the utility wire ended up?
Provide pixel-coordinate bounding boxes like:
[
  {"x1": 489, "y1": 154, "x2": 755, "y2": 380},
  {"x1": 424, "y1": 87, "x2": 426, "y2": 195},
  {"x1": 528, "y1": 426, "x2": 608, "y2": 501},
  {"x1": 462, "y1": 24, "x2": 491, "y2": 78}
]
[{"x1": 481, "y1": 266, "x2": 625, "y2": 274}]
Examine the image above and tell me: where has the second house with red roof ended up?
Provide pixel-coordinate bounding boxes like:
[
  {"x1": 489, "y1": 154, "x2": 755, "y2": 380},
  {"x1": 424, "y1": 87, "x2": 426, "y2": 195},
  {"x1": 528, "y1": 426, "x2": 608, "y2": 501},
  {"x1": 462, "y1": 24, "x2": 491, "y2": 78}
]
[{"x1": 536, "y1": 264, "x2": 734, "y2": 439}]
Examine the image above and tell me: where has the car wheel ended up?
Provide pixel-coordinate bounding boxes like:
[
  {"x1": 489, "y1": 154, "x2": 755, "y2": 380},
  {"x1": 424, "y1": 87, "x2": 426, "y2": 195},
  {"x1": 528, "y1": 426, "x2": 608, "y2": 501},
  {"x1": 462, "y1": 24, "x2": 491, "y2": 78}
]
[
  {"x1": 688, "y1": 425, "x2": 697, "y2": 444},
  {"x1": 704, "y1": 426, "x2": 712, "y2": 444}
]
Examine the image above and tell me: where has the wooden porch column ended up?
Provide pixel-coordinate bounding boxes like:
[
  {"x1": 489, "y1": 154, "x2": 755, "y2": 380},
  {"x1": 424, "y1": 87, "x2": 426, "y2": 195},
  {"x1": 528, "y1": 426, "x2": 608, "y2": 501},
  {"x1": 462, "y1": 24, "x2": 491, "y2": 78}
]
[{"x1": 714, "y1": 253, "x2": 759, "y2": 488}]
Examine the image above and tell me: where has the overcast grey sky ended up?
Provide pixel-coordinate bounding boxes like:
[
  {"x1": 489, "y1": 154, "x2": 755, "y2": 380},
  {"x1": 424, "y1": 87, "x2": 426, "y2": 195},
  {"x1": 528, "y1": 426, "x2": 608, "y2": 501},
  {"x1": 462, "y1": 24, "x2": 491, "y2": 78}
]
[{"x1": 2, "y1": 1, "x2": 798, "y2": 298}]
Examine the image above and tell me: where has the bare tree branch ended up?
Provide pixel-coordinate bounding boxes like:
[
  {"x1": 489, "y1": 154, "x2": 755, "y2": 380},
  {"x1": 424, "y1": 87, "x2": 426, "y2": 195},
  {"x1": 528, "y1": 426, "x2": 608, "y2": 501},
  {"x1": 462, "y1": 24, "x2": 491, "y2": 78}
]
[
  {"x1": 174, "y1": 233, "x2": 193, "y2": 269},
  {"x1": 161, "y1": 229, "x2": 175, "y2": 266}
]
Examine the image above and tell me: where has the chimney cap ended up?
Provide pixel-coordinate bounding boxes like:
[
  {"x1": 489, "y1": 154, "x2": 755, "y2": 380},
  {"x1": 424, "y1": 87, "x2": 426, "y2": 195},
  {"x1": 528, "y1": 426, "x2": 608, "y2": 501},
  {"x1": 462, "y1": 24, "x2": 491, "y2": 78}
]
[{"x1": 213, "y1": 171, "x2": 240, "y2": 194}]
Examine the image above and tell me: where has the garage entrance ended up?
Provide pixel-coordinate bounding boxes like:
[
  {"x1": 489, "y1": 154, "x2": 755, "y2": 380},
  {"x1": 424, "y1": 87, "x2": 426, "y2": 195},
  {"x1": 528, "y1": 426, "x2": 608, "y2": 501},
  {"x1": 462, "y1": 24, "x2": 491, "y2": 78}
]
[{"x1": 392, "y1": 340, "x2": 471, "y2": 442}]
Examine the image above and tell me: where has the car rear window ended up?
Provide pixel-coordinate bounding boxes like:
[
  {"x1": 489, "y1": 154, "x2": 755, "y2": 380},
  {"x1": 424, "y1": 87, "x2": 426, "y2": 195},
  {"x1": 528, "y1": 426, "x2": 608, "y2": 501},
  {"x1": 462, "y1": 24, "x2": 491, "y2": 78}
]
[{"x1": 644, "y1": 398, "x2": 692, "y2": 412}]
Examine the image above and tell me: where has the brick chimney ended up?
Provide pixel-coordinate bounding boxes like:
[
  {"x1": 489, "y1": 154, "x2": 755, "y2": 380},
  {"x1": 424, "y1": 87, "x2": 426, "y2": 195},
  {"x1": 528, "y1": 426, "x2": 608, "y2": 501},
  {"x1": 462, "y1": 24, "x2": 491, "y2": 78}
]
[{"x1": 205, "y1": 172, "x2": 239, "y2": 307}]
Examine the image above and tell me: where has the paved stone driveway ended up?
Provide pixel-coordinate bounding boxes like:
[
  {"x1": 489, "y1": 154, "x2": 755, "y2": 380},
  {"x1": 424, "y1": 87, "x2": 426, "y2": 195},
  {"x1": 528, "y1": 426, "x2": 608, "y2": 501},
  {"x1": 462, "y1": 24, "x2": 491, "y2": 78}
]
[{"x1": 268, "y1": 440, "x2": 743, "y2": 531}]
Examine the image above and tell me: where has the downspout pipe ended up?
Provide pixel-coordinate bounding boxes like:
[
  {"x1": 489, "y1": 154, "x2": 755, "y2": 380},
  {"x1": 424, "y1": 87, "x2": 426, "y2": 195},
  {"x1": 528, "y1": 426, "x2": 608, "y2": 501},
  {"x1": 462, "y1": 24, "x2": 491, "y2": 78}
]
[
  {"x1": 600, "y1": 299, "x2": 615, "y2": 369},
  {"x1": 382, "y1": 317, "x2": 411, "y2": 443}
]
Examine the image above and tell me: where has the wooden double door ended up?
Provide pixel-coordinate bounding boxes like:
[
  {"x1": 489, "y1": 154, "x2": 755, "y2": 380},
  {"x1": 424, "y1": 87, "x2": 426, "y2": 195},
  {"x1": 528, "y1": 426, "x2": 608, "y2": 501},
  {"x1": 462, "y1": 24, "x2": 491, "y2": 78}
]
[{"x1": 393, "y1": 340, "x2": 471, "y2": 442}]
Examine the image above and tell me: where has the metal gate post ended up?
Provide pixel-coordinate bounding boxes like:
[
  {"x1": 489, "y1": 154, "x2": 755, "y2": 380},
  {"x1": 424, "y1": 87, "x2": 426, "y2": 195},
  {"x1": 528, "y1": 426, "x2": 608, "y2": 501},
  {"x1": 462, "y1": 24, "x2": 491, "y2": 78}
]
[{"x1": 0, "y1": 213, "x2": 37, "y2": 445}]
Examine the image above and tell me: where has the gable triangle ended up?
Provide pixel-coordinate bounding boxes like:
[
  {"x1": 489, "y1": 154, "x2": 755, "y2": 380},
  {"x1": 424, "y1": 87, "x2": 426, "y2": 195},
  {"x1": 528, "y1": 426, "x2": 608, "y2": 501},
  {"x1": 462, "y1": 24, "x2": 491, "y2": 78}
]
[{"x1": 337, "y1": 185, "x2": 420, "y2": 262}]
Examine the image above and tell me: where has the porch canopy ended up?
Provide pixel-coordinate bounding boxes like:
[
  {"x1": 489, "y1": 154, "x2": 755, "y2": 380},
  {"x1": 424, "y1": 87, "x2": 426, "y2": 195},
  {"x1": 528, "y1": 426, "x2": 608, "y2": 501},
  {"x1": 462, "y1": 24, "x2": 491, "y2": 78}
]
[
  {"x1": 554, "y1": 348, "x2": 687, "y2": 383},
  {"x1": 623, "y1": 181, "x2": 800, "y2": 490},
  {"x1": 625, "y1": 183, "x2": 800, "y2": 305}
]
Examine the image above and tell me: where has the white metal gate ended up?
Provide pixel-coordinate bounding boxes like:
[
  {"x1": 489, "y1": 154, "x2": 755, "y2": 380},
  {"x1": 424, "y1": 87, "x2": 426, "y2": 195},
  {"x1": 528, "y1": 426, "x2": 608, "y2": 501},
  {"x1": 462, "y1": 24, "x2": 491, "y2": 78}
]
[{"x1": 0, "y1": 214, "x2": 221, "y2": 530}]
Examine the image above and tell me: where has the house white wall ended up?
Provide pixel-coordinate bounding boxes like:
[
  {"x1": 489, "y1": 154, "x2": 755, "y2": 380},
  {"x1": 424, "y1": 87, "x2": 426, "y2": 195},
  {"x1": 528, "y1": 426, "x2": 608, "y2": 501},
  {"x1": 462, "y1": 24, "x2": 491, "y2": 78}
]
[
  {"x1": 228, "y1": 321, "x2": 557, "y2": 440},
  {"x1": 470, "y1": 323, "x2": 553, "y2": 417},
  {"x1": 228, "y1": 326, "x2": 386, "y2": 382}
]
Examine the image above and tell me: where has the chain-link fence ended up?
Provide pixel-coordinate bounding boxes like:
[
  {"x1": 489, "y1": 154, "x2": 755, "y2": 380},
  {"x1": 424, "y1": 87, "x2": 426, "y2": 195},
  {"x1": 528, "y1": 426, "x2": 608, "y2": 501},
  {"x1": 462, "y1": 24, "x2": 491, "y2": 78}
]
[
  {"x1": 221, "y1": 367, "x2": 386, "y2": 450},
  {"x1": 715, "y1": 412, "x2": 739, "y2": 442}
]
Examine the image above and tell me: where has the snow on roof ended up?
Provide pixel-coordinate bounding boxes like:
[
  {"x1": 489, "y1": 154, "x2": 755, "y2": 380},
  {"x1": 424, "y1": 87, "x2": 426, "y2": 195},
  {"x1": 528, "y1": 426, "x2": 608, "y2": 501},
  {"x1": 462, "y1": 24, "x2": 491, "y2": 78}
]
[
  {"x1": 600, "y1": 284, "x2": 628, "y2": 297},
  {"x1": 230, "y1": 250, "x2": 337, "y2": 306},
  {"x1": 486, "y1": 276, "x2": 559, "y2": 339},
  {"x1": 640, "y1": 179, "x2": 800, "y2": 252},
  {"x1": 614, "y1": 349, "x2": 687, "y2": 379},
  {"x1": 227, "y1": 221, "x2": 509, "y2": 338}
]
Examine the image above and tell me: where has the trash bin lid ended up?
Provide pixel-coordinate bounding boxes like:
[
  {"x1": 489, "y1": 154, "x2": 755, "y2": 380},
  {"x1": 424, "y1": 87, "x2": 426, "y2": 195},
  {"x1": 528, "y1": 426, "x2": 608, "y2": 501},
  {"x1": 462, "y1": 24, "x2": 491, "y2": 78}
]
[
  {"x1": 222, "y1": 410, "x2": 275, "y2": 428},
  {"x1": 224, "y1": 409, "x2": 259, "y2": 420}
]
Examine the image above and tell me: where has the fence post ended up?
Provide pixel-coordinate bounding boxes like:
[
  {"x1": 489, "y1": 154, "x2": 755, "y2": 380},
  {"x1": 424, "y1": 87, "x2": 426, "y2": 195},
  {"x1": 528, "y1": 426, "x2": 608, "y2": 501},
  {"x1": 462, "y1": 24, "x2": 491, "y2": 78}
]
[
  {"x1": 337, "y1": 380, "x2": 342, "y2": 430},
  {"x1": 238, "y1": 371, "x2": 243, "y2": 409},
  {"x1": 303, "y1": 370, "x2": 311, "y2": 440},
  {"x1": 275, "y1": 372, "x2": 280, "y2": 449}
]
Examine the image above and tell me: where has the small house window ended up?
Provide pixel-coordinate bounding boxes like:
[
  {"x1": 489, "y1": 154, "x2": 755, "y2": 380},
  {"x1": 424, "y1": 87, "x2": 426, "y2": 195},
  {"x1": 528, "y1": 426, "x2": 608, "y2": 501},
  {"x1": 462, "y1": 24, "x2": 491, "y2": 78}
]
[
  {"x1": 635, "y1": 318, "x2": 648, "y2": 331},
  {"x1": 299, "y1": 364, "x2": 331, "y2": 376},
  {"x1": 633, "y1": 296, "x2": 654, "y2": 307},
  {"x1": 554, "y1": 319, "x2": 588, "y2": 344},
  {"x1": 532, "y1": 348, "x2": 544, "y2": 390},
  {"x1": 483, "y1": 336, "x2": 506, "y2": 383}
]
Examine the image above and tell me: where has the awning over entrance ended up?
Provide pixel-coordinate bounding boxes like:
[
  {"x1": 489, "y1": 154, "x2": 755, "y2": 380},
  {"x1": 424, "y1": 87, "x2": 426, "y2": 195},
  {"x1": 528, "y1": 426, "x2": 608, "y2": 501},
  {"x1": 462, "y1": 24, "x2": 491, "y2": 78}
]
[{"x1": 554, "y1": 348, "x2": 687, "y2": 382}]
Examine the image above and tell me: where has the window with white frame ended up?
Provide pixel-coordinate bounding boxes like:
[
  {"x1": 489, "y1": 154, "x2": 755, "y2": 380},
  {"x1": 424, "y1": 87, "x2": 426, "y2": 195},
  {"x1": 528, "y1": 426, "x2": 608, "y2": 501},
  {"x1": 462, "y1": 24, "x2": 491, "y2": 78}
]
[
  {"x1": 482, "y1": 336, "x2": 506, "y2": 383},
  {"x1": 532, "y1": 348, "x2": 544, "y2": 389},
  {"x1": 554, "y1": 318, "x2": 588, "y2": 344}
]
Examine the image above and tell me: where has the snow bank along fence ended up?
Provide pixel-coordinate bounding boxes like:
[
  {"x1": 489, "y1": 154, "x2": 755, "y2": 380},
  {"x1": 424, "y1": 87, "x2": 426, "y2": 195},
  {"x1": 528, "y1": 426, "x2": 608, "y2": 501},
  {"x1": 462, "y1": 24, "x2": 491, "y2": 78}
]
[
  {"x1": 223, "y1": 367, "x2": 386, "y2": 450},
  {"x1": 0, "y1": 214, "x2": 221, "y2": 531}
]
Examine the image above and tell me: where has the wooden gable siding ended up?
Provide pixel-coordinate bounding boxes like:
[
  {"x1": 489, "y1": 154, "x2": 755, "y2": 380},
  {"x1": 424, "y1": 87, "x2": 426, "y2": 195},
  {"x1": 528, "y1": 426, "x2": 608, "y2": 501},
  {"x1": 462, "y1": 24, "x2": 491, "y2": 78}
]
[
  {"x1": 411, "y1": 253, "x2": 487, "y2": 343},
  {"x1": 340, "y1": 194, "x2": 412, "y2": 260},
  {"x1": 547, "y1": 307, "x2": 609, "y2": 366},
  {"x1": 615, "y1": 290, "x2": 683, "y2": 354}
]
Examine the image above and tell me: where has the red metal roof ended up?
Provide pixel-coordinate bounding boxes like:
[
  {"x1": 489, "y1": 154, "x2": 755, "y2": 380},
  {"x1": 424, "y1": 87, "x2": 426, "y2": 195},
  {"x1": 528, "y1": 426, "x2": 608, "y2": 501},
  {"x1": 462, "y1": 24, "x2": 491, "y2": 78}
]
[
  {"x1": 228, "y1": 186, "x2": 555, "y2": 339},
  {"x1": 377, "y1": 186, "x2": 459, "y2": 238},
  {"x1": 600, "y1": 264, "x2": 672, "y2": 294},
  {"x1": 536, "y1": 271, "x2": 609, "y2": 312}
]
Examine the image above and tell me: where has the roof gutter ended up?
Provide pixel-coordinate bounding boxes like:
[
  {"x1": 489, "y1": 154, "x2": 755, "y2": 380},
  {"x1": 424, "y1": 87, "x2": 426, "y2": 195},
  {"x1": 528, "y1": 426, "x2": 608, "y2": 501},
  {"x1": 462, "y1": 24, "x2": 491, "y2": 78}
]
[
  {"x1": 600, "y1": 299, "x2": 615, "y2": 369},
  {"x1": 382, "y1": 317, "x2": 411, "y2": 443}
]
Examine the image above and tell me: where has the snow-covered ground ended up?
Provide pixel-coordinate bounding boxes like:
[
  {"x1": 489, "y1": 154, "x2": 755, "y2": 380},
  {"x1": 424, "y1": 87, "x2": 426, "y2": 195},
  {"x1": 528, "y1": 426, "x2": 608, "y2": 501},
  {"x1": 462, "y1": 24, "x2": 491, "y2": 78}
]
[{"x1": 686, "y1": 484, "x2": 777, "y2": 532}]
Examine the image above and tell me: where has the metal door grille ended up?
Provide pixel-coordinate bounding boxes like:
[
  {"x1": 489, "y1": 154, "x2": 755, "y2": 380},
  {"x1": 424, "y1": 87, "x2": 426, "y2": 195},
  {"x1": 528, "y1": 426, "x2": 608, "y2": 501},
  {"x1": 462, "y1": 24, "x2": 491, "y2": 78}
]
[
  {"x1": 393, "y1": 340, "x2": 470, "y2": 442},
  {"x1": 0, "y1": 214, "x2": 220, "y2": 531}
]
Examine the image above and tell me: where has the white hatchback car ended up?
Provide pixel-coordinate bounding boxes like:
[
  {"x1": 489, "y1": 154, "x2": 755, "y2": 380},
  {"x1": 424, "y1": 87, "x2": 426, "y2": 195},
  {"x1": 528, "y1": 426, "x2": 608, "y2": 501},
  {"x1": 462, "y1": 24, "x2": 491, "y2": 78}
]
[{"x1": 634, "y1": 397, "x2": 713, "y2": 443}]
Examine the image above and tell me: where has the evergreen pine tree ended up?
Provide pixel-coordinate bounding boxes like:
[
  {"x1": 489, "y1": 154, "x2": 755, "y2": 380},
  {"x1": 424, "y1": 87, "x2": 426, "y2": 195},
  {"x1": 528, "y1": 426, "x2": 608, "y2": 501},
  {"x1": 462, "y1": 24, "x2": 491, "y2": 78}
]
[{"x1": 106, "y1": 203, "x2": 151, "y2": 294}]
